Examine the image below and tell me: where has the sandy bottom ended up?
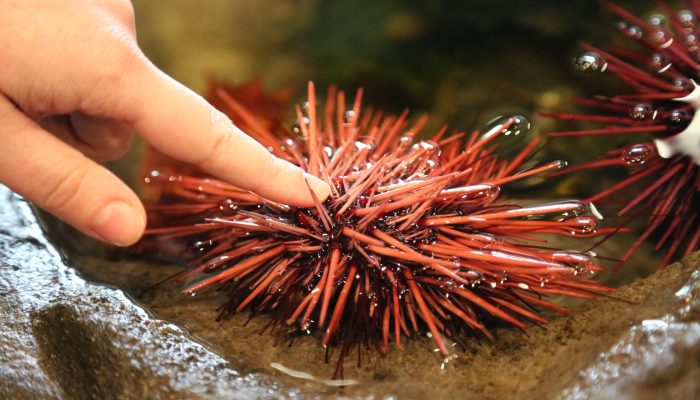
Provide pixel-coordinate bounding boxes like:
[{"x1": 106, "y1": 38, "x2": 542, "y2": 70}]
[{"x1": 44, "y1": 216, "x2": 695, "y2": 400}]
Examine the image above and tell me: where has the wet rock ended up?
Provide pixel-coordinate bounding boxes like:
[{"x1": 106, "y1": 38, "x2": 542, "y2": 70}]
[
  {"x1": 0, "y1": 186, "x2": 290, "y2": 399},
  {"x1": 562, "y1": 269, "x2": 700, "y2": 400}
]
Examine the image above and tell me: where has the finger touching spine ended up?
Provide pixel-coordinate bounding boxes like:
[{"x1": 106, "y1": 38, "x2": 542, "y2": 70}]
[{"x1": 113, "y1": 66, "x2": 331, "y2": 206}]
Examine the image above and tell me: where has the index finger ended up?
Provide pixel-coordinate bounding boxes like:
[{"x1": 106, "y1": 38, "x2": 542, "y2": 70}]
[{"x1": 115, "y1": 64, "x2": 330, "y2": 207}]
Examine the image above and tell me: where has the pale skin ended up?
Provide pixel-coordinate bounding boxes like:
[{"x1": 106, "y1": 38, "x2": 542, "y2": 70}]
[{"x1": 0, "y1": 0, "x2": 331, "y2": 246}]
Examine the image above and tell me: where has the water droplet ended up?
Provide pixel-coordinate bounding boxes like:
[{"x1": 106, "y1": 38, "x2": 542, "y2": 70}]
[
  {"x1": 588, "y1": 202, "x2": 604, "y2": 220},
  {"x1": 397, "y1": 134, "x2": 414, "y2": 151},
  {"x1": 556, "y1": 201, "x2": 586, "y2": 219}
]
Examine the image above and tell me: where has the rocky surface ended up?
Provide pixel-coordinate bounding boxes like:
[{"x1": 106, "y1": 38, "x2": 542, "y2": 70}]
[
  {"x1": 2, "y1": 180, "x2": 700, "y2": 399},
  {"x1": 0, "y1": 186, "x2": 292, "y2": 399},
  {"x1": 562, "y1": 270, "x2": 700, "y2": 400}
]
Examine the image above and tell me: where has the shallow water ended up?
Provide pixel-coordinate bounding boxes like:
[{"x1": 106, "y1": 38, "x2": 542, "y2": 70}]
[{"x1": 39, "y1": 0, "x2": 691, "y2": 398}]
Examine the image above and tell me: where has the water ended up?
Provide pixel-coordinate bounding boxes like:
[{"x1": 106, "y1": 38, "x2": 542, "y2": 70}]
[{"x1": 40, "y1": 1, "x2": 681, "y2": 398}]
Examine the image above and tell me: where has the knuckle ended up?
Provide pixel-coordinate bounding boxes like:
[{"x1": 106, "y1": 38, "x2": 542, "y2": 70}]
[
  {"x1": 40, "y1": 166, "x2": 89, "y2": 213},
  {"x1": 81, "y1": 42, "x2": 144, "y2": 116},
  {"x1": 112, "y1": 0, "x2": 136, "y2": 29},
  {"x1": 104, "y1": 43, "x2": 143, "y2": 85},
  {"x1": 97, "y1": 0, "x2": 137, "y2": 31}
]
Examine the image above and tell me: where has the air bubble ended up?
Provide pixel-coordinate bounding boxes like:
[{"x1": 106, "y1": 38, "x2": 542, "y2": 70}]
[
  {"x1": 686, "y1": 34, "x2": 698, "y2": 51},
  {"x1": 553, "y1": 160, "x2": 568, "y2": 170},
  {"x1": 673, "y1": 78, "x2": 693, "y2": 92},
  {"x1": 648, "y1": 53, "x2": 671, "y2": 73},
  {"x1": 626, "y1": 25, "x2": 643, "y2": 39},
  {"x1": 575, "y1": 217, "x2": 597, "y2": 234},
  {"x1": 397, "y1": 134, "x2": 414, "y2": 151},
  {"x1": 503, "y1": 115, "x2": 530, "y2": 136},
  {"x1": 647, "y1": 13, "x2": 668, "y2": 28},
  {"x1": 292, "y1": 118, "x2": 310, "y2": 135},
  {"x1": 575, "y1": 52, "x2": 607, "y2": 73},
  {"x1": 480, "y1": 114, "x2": 530, "y2": 139},
  {"x1": 678, "y1": 10, "x2": 697, "y2": 28},
  {"x1": 477, "y1": 114, "x2": 531, "y2": 156},
  {"x1": 344, "y1": 110, "x2": 356, "y2": 124},
  {"x1": 354, "y1": 141, "x2": 374, "y2": 152},
  {"x1": 622, "y1": 144, "x2": 655, "y2": 165},
  {"x1": 669, "y1": 109, "x2": 692, "y2": 124},
  {"x1": 629, "y1": 103, "x2": 653, "y2": 120},
  {"x1": 426, "y1": 159, "x2": 440, "y2": 170}
]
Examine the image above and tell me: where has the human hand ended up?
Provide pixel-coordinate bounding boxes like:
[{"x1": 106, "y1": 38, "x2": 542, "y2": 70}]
[{"x1": 0, "y1": 0, "x2": 330, "y2": 246}]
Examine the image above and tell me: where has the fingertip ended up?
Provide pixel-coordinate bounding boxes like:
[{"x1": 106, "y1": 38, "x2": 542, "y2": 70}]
[
  {"x1": 257, "y1": 157, "x2": 332, "y2": 207},
  {"x1": 91, "y1": 200, "x2": 146, "y2": 246},
  {"x1": 305, "y1": 173, "x2": 332, "y2": 204}
]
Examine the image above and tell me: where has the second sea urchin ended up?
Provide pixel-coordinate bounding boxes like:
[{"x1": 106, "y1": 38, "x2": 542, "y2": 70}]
[
  {"x1": 143, "y1": 82, "x2": 612, "y2": 374},
  {"x1": 542, "y1": 1, "x2": 700, "y2": 268}
]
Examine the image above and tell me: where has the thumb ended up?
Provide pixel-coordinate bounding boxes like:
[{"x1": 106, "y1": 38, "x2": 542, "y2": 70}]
[{"x1": 0, "y1": 95, "x2": 145, "y2": 246}]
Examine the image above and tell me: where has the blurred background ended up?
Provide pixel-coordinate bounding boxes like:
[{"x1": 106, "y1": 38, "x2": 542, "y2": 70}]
[
  {"x1": 128, "y1": 0, "x2": 657, "y2": 174},
  {"x1": 132, "y1": 0, "x2": 617, "y2": 122}
]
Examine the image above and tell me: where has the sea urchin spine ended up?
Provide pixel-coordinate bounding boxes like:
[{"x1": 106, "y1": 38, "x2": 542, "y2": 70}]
[{"x1": 143, "y1": 82, "x2": 611, "y2": 373}]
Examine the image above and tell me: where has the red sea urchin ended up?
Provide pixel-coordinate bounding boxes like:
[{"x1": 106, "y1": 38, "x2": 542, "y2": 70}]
[
  {"x1": 142, "y1": 82, "x2": 611, "y2": 374},
  {"x1": 542, "y1": 1, "x2": 700, "y2": 268}
]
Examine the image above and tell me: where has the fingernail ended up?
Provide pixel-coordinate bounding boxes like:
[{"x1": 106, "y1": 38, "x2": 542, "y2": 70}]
[
  {"x1": 92, "y1": 202, "x2": 145, "y2": 246},
  {"x1": 304, "y1": 173, "x2": 331, "y2": 201}
]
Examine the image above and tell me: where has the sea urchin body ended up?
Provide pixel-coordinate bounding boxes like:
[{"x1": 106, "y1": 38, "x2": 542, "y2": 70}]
[{"x1": 143, "y1": 82, "x2": 611, "y2": 373}]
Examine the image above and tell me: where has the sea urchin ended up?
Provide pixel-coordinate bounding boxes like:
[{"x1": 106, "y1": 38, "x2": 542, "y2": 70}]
[
  {"x1": 143, "y1": 82, "x2": 611, "y2": 374},
  {"x1": 542, "y1": 1, "x2": 700, "y2": 268}
]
